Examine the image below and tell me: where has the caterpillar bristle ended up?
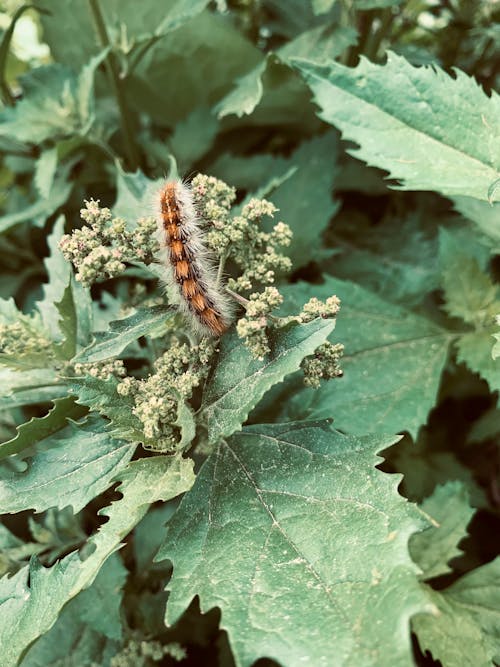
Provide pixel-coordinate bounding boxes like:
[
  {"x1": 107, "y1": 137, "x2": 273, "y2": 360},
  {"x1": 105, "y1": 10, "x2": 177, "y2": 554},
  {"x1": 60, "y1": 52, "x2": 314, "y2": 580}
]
[{"x1": 155, "y1": 179, "x2": 233, "y2": 337}]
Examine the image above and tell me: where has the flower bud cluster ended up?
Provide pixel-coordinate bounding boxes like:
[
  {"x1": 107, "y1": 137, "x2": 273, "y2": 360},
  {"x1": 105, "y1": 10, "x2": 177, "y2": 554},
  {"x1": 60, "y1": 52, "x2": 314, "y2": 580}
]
[
  {"x1": 301, "y1": 342, "x2": 344, "y2": 388},
  {"x1": 0, "y1": 316, "x2": 53, "y2": 360},
  {"x1": 72, "y1": 359, "x2": 126, "y2": 380},
  {"x1": 109, "y1": 636, "x2": 186, "y2": 667},
  {"x1": 191, "y1": 175, "x2": 292, "y2": 293},
  {"x1": 236, "y1": 287, "x2": 283, "y2": 359},
  {"x1": 116, "y1": 337, "x2": 216, "y2": 452},
  {"x1": 59, "y1": 200, "x2": 159, "y2": 286}
]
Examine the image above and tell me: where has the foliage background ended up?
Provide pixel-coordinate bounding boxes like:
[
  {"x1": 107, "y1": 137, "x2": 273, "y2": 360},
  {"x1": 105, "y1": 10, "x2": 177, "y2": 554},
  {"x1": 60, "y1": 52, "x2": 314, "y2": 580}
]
[{"x1": 0, "y1": 1, "x2": 499, "y2": 666}]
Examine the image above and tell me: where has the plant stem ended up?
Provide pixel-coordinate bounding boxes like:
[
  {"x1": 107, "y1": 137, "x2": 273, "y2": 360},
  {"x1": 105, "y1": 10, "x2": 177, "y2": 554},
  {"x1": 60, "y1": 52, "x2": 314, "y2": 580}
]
[
  {"x1": 88, "y1": 0, "x2": 140, "y2": 170},
  {"x1": 363, "y1": 7, "x2": 394, "y2": 62}
]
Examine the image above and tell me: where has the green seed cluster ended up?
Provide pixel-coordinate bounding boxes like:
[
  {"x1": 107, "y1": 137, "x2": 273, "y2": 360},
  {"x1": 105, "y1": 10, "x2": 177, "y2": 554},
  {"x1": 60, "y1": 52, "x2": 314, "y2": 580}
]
[
  {"x1": 117, "y1": 337, "x2": 216, "y2": 451},
  {"x1": 301, "y1": 342, "x2": 344, "y2": 388},
  {"x1": 59, "y1": 199, "x2": 159, "y2": 286},
  {"x1": 236, "y1": 287, "x2": 283, "y2": 359},
  {"x1": 72, "y1": 359, "x2": 126, "y2": 381},
  {"x1": 0, "y1": 316, "x2": 53, "y2": 359},
  {"x1": 191, "y1": 174, "x2": 293, "y2": 292}
]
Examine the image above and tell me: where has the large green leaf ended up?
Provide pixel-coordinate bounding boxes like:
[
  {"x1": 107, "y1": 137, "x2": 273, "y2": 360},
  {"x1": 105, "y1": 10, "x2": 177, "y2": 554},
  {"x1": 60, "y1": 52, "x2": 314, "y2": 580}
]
[
  {"x1": 201, "y1": 318, "x2": 336, "y2": 444},
  {"x1": 409, "y1": 481, "x2": 475, "y2": 580},
  {"x1": 292, "y1": 53, "x2": 500, "y2": 202},
  {"x1": 276, "y1": 277, "x2": 450, "y2": 436},
  {"x1": 414, "y1": 558, "x2": 500, "y2": 667},
  {"x1": 0, "y1": 416, "x2": 135, "y2": 514},
  {"x1": 0, "y1": 455, "x2": 194, "y2": 667},
  {"x1": 73, "y1": 305, "x2": 172, "y2": 363},
  {"x1": 160, "y1": 421, "x2": 429, "y2": 667}
]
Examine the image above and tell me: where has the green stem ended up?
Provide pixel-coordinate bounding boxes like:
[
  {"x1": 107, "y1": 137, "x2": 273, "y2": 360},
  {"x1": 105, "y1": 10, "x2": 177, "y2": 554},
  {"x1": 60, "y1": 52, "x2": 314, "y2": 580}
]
[
  {"x1": 88, "y1": 0, "x2": 140, "y2": 170},
  {"x1": 363, "y1": 7, "x2": 394, "y2": 62}
]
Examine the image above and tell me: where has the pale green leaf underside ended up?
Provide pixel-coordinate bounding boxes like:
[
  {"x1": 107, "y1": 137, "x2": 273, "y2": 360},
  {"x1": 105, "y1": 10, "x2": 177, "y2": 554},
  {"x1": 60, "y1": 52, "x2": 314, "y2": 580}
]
[
  {"x1": 161, "y1": 421, "x2": 429, "y2": 667},
  {"x1": 292, "y1": 53, "x2": 500, "y2": 202},
  {"x1": 0, "y1": 455, "x2": 195, "y2": 667},
  {"x1": 201, "y1": 318, "x2": 336, "y2": 444},
  {"x1": 278, "y1": 277, "x2": 450, "y2": 437}
]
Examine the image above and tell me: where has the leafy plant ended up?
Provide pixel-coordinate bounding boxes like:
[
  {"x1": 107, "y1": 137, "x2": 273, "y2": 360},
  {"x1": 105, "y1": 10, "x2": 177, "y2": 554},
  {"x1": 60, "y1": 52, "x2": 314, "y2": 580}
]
[{"x1": 0, "y1": 1, "x2": 499, "y2": 666}]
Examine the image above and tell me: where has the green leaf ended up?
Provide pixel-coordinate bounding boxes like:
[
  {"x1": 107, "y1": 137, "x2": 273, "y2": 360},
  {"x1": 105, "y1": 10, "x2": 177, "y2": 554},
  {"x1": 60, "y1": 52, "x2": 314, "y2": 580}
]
[
  {"x1": 278, "y1": 277, "x2": 450, "y2": 437},
  {"x1": 0, "y1": 53, "x2": 106, "y2": 144},
  {"x1": 35, "y1": 0, "x2": 210, "y2": 68},
  {"x1": 268, "y1": 132, "x2": 339, "y2": 268},
  {"x1": 73, "y1": 554, "x2": 127, "y2": 641},
  {"x1": 19, "y1": 559, "x2": 122, "y2": 666},
  {"x1": 0, "y1": 454, "x2": 194, "y2": 667},
  {"x1": 439, "y1": 228, "x2": 499, "y2": 326},
  {"x1": 292, "y1": 53, "x2": 500, "y2": 202},
  {"x1": 34, "y1": 146, "x2": 58, "y2": 199},
  {"x1": 0, "y1": 396, "x2": 86, "y2": 461},
  {"x1": 0, "y1": 367, "x2": 66, "y2": 410},
  {"x1": 201, "y1": 318, "x2": 336, "y2": 444},
  {"x1": 73, "y1": 305, "x2": 172, "y2": 363},
  {"x1": 0, "y1": 416, "x2": 135, "y2": 514},
  {"x1": 326, "y1": 210, "x2": 440, "y2": 307},
  {"x1": 0, "y1": 163, "x2": 72, "y2": 234},
  {"x1": 128, "y1": 11, "x2": 262, "y2": 126},
  {"x1": 112, "y1": 164, "x2": 167, "y2": 222},
  {"x1": 54, "y1": 280, "x2": 77, "y2": 360},
  {"x1": 169, "y1": 107, "x2": 218, "y2": 173},
  {"x1": 69, "y1": 374, "x2": 144, "y2": 442},
  {"x1": 456, "y1": 330, "x2": 500, "y2": 394},
  {"x1": 452, "y1": 196, "x2": 500, "y2": 245},
  {"x1": 414, "y1": 558, "x2": 500, "y2": 667},
  {"x1": 409, "y1": 481, "x2": 475, "y2": 580},
  {"x1": 160, "y1": 421, "x2": 429, "y2": 667},
  {"x1": 217, "y1": 23, "x2": 356, "y2": 118}
]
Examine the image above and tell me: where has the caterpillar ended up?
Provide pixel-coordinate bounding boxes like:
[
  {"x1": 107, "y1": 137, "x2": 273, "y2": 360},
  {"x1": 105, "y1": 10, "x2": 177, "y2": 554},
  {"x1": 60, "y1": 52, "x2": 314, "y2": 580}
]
[{"x1": 155, "y1": 180, "x2": 233, "y2": 337}]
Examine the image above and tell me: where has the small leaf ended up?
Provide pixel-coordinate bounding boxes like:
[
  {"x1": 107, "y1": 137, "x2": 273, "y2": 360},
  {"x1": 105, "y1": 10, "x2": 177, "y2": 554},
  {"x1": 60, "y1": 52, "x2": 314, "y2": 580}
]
[
  {"x1": 69, "y1": 374, "x2": 144, "y2": 442},
  {"x1": 0, "y1": 454, "x2": 194, "y2": 667},
  {"x1": 414, "y1": 558, "x2": 500, "y2": 667},
  {"x1": 292, "y1": 53, "x2": 500, "y2": 202},
  {"x1": 409, "y1": 481, "x2": 475, "y2": 580},
  {"x1": 19, "y1": 558, "x2": 122, "y2": 666},
  {"x1": 34, "y1": 146, "x2": 58, "y2": 199},
  {"x1": 0, "y1": 396, "x2": 85, "y2": 461},
  {"x1": 73, "y1": 305, "x2": 172, "y2": 363},
  {"x1": 0, "y1": 416, "x2": 135, "y2": 514},
  {"x1": 201, "y1": 318, "x2": 336, "y2": 444},
  {"x1": 160, "y1": 421, "x2": 429, "y2": 667},
  {"x1": 439, "y1": 227, "x2": 498, "y2": 326}
]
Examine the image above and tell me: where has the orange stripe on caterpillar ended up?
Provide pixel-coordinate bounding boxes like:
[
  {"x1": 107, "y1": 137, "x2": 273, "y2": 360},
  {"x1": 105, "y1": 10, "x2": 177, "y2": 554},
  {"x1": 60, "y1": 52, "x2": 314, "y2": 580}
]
[{"x1": 155, "y1": 180, "x2": 234, "y2": 337}]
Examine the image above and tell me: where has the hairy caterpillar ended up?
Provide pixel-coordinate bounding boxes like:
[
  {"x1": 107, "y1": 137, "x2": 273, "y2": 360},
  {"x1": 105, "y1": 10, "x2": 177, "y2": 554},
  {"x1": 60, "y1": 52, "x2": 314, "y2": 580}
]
[{"x1": 155, "y1": 180, "x2": 233, "y2": 336}]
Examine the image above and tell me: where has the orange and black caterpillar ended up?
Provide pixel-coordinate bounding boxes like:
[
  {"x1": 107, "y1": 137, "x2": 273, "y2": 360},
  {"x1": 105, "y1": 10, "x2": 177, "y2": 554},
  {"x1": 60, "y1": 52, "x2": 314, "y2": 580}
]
[{"x1": 155, "y1": 180, "x2": 233, "y2": 337}]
